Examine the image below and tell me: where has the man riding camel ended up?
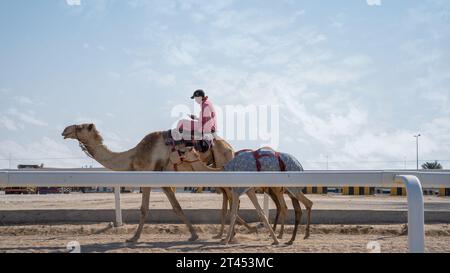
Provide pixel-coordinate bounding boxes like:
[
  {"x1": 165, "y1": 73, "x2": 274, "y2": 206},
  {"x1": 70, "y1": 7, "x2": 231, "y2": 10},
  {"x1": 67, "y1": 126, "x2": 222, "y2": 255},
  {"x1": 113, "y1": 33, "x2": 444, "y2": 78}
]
[{"x1": 175, "y1": 89, "x2": 217, "y2": 142}]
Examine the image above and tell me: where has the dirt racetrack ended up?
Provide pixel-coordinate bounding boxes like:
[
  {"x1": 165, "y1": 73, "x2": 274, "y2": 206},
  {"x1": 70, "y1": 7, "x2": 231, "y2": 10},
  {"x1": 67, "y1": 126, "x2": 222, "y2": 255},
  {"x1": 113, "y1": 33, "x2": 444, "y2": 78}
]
[{"x1": 0, "y1": 223, "x2": 449, "y2": 253}]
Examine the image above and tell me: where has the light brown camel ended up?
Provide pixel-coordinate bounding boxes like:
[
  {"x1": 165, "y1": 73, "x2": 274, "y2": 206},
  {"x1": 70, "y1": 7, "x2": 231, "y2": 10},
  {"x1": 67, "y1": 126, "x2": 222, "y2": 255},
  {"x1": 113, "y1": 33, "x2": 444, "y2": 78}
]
[
  {"x1": 180, "y1": 147, "x2": 313, "y2": 244},
  {"x1": 61, "y1": 123, "x2": 255, "y2": 242}
]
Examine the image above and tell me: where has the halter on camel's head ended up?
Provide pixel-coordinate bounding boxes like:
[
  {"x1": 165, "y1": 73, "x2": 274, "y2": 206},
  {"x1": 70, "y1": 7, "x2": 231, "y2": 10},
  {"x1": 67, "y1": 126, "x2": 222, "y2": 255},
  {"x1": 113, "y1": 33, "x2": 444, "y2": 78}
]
[{"x1": 61, "y1": 123, "x2": 103, "y2": 159}]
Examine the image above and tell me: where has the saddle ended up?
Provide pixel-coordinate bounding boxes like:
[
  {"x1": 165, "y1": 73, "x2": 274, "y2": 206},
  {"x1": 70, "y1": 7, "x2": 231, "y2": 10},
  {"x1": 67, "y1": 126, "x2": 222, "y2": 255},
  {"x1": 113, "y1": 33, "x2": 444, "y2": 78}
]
[{"x1": 163, "y1": 129, "x2": 214, "y2": 153}]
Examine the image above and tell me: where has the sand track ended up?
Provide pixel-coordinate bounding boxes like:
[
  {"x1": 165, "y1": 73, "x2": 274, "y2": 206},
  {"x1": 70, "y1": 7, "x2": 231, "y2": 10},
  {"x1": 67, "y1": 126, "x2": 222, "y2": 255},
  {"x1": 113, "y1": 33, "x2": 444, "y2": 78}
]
[{"x1": 0, "y1": 223, "x2": 449, "y2": 253}]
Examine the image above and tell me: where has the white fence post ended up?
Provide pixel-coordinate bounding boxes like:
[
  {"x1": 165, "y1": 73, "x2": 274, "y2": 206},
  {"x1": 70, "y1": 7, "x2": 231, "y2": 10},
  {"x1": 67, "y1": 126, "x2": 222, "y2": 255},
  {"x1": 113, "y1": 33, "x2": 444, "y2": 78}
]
[
  {"x1": 114, "y1": 186, "x2": 123, "y2": 227},
  {"x1": 395, "y1": 175, "x2": 425, "y2": 253}
]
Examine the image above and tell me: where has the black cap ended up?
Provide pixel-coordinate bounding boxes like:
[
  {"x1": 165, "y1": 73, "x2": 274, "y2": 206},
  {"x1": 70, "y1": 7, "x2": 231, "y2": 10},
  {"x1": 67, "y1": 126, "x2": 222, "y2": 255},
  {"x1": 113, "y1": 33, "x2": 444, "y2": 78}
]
[{"x1": 191, "y1": 89, "x2": 205, "y2": 99}]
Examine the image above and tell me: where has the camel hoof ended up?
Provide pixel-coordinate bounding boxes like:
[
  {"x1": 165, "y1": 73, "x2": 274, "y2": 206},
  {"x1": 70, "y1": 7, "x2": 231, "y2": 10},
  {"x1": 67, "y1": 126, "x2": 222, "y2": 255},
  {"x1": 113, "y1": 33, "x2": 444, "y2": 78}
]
[
  {"x1": 188, "y1": 234, "x2": 199, "y2": 241},
  {"x1": 126, "y1": 237, "x2": 138, "y2": 243},
  {"x1": 285, "y1": 241, "x2": 294, "y2": 245},
  {"x1": 212, "y1": 234, "x2": 223, "y2": 239},
  {"x1": 271, "y1": 241, "x2": 280, "y2": 246},
  {"x1": 220, "y1": 238, "x2": 229, "y2": 245},
  {"x1": 304, "y1": 234, "x2": 310, "y2": 239}
]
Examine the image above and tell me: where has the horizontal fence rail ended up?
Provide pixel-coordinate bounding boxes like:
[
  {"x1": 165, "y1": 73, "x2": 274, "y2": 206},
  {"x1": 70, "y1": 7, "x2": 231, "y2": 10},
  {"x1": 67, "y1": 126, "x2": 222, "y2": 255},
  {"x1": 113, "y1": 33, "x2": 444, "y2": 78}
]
[
  {"x1": 0, "y1": 170, "x2": 449, "y2": 188},
  {"x1": 1, "y1": 170, "x2": 450, "y2": 253}
]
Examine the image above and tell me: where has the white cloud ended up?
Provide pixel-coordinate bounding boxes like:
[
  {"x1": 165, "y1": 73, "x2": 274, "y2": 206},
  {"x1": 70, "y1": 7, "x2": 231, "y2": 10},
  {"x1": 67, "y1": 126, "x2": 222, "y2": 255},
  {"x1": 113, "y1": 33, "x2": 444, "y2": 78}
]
[
  {"x1": 166, "y1": 46, "x2": 196, "y2": 66},
  {"x1": 0, "y1": 115, "x2": 20, "y2": 131},
  {"x1": 165, "y1": 36, "x2": 200, "y2": 66},
  {"x1": 107, "y1": 71, "x2": 121, "y2": 79},
  {"x1": 0, "y1": 137, "x2": 92, "y2": 169},
  {"x1": 13, "y1": 96, "x2": 34, "y2": 105},
  {"x1": 283, "y1": 96, "x2": 368, "y2": 145},
  {"x1": 0, "y1": 88, "x2": 11, "y2": 94},
  {"x1": 66, "y1": 0, "x2": 81, "y2": 6},
  {"x1": 128, "y1": 68, "x2": 176, "y2": 87},
  {"x1": 5, "y1": 108, "x2": 48, "y2": 127},
  {"x1": 211, "y1": 9, "x2": 302, "y2": 35},
  {"x1": 366, "y1": 0, "x2": 381, "y2": 6},
  {"x1": 75, "y1": 117, "x2": 103, "y2": 125},
  {"x1": 101, "y1": 130, "x2": 134, "y2": 151}
]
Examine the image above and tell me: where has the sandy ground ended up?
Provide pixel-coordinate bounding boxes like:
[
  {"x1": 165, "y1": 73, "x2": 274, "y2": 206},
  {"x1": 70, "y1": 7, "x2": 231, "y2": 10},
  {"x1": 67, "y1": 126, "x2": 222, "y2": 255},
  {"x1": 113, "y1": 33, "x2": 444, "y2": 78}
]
[
  {"x1": 0, "y1": 223, "x2": 449, "y2": 253},
  {"x1": 1, "y1": 192, "x2": 449, "y2": 211},
  {"x1": 1, "y1": 193, "x2": 449, "y2": 252}
]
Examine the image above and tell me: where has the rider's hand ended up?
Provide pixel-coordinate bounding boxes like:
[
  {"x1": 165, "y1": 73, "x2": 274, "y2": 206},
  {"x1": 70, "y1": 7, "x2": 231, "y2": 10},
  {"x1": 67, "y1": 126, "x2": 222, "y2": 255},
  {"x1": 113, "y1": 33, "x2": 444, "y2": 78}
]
[{"x1": 188, "y1": 114, "x2": 197, "y2": 120}]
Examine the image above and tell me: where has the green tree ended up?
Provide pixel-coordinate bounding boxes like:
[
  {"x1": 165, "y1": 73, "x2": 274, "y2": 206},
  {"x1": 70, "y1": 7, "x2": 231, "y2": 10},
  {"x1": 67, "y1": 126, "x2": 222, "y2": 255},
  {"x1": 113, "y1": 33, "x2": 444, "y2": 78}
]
[{"x1": 421, "y1": 161, "x2": 443, "y2": 170}]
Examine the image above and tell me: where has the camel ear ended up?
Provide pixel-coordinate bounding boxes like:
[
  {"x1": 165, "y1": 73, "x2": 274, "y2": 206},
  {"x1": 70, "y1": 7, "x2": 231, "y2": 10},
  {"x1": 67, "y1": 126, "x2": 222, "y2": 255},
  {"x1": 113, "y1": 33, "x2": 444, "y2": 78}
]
[{"x1": 88, "y1": 124, "x2": 94, "y2": 131}]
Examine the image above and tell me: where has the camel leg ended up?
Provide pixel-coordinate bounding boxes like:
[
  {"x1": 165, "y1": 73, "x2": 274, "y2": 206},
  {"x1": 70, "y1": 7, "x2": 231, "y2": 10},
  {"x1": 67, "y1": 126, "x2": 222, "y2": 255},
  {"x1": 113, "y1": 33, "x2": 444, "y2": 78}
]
[
  {"x1": 213, "y1": 190, "x2": 229, "y2": 239},
  {"x1": 273, "y1": 187, "x2": 288, "y2": 239},
  {"x1": 288, "y1": 188, "x2": 313, "y2": 239},
  {"x1": 223, "y1": 187, "x2": 257, "y2": 235},
  {"x1": 228, "y1": 201, "x2": 257, "y2": 241},
  {"x1": 246, "y1": 188, "x2": 280, "y2": 245},
  {"x1": 127, "y1": 187, "x2": 151, "y2": 243},
  {"x1": 295, "y1": 191, "x2": 313, "y2": 239},
  {"x1": 222, "y1": 189, "x2": 243, "y2": 244},
  {"x1": 236, "y1": 215, "x2": 257, "y2": 233},
  {"x1": 234, "y1": 195, "x2": 257, "y2": 233},
  {"x1": 162, "y1": 187, "x2": 199, "y2": 241},
  {"x1": 268, "y1": 188, "x2": 282, "y2": 232},
  {"x1": 286, "y1": 191, "x2": 302, "y2": 245}
]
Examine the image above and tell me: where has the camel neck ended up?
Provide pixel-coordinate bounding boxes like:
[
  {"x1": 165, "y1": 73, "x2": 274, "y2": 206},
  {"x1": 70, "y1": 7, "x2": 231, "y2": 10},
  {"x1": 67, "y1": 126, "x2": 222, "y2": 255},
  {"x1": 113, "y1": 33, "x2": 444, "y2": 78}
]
[{"x1": 83, "y1": 140, "x2": 135, "y2": 171}]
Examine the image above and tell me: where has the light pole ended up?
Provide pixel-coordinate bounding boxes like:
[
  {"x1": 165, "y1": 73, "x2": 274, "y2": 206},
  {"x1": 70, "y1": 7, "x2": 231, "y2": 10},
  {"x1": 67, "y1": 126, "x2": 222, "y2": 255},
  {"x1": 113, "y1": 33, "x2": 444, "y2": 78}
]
[{"x1": 414, "y1": 134, "x2": 421, "y2": 170}]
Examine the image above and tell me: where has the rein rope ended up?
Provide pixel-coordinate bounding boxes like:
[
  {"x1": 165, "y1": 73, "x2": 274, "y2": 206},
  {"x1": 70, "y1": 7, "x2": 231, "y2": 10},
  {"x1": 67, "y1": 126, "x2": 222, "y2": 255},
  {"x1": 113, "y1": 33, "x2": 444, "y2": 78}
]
[
  {"x1": 75, "y1": 130, "x2": 101, "y2": 160},
  {"x1": 78, "y1": 141, "x2": 98, "y2": 159}
]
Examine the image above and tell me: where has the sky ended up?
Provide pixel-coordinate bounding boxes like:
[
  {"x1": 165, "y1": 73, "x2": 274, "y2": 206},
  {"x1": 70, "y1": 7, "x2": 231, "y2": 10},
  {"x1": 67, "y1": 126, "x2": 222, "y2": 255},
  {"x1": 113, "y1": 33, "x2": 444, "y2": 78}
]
[{"x1": 0, "y1": 0, "x2": 449, "y2": 170}]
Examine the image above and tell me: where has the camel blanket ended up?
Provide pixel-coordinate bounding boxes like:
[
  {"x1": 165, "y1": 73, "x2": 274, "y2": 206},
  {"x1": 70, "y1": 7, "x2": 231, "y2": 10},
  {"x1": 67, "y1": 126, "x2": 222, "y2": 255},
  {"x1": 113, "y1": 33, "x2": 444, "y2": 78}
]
[{"x1": 224, "y1": 148, "x2": 304, "y2": 172}]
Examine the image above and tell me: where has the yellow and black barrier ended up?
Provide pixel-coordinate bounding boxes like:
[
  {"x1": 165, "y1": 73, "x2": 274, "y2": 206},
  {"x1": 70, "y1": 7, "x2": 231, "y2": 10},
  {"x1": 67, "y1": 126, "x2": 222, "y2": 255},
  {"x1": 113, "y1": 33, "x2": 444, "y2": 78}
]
[
  {"x1": 390, "y1": 187, "x2": 407, "y2": 196},
  {"x1": 392, "y1": 187, "x2": 450, "y2": 196},
  {"x1": 439, "y1": 188, "x2": 450, "y2": 197},
  {"x1": 342, "y1": 186, "x2": 375, "y2": 195},
  {"x1": 302, "y1": 186, "x2": 328, "y2": 194}
]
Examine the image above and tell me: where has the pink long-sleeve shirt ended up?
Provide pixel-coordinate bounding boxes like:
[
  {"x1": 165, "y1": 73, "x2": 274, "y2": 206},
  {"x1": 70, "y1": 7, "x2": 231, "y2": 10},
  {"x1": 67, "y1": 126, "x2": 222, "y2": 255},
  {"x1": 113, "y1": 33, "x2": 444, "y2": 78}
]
[{"x1": 199, "y1": 96, "x2": 217, "y2": 134}]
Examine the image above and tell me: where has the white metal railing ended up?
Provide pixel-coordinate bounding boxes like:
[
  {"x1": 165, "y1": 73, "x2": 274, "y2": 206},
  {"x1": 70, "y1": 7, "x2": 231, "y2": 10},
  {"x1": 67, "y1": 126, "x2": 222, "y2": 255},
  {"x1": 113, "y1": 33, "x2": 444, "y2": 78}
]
[{"x1": 1, "y1": 170, "x2": 449, "y2": 253}]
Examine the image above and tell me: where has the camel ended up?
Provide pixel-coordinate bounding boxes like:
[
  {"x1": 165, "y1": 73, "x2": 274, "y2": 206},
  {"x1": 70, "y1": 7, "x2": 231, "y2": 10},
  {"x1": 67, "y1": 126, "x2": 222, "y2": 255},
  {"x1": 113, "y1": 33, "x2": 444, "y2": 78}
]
[
  {"x1": 180, "y1": 147, "x2": 313, "y2": 245},
  {"x1": 167, "y1": 147, "x2": 258, "y2": 237},
  {"x1": 61, "y1": 123, "x2": 255, "y2": 242}
]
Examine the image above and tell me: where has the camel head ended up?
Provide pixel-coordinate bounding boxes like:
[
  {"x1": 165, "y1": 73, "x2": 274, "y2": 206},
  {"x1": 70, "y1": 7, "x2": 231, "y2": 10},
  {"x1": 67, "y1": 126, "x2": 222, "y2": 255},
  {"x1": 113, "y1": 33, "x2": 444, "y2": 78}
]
[{"x1": 61, "y1": 123, "x2": 103, "y2": 143}]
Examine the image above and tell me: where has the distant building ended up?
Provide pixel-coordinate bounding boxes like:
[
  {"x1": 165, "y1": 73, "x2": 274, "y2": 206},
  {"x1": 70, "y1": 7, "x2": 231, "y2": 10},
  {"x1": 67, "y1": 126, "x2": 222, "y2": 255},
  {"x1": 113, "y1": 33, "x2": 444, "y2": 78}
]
[{"x1": 17, "y1": 164, "x2": 44, "y2": 169}]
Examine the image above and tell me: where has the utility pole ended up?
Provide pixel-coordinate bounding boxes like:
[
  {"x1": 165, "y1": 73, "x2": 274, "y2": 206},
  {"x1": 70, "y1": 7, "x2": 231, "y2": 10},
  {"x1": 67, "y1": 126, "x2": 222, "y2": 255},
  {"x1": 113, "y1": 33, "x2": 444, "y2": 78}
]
[{"x1": 414, "y1": 134, "x2": 421, "y2": 170}]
